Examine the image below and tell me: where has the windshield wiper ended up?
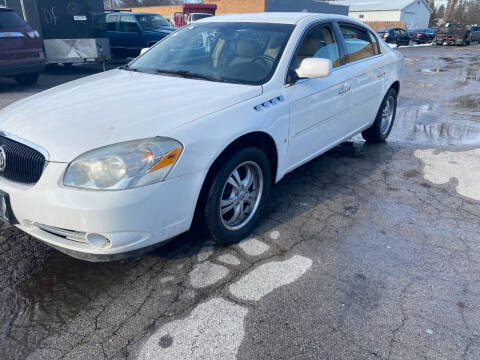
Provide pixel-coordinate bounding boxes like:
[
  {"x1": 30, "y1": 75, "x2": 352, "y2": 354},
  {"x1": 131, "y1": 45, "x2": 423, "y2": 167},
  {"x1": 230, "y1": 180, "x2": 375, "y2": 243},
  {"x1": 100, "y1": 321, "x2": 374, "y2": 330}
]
[
  {"x1": 156, "y1": 69, "x2": 226, "y2": 83},
  {"x1": 119, "y1": 64, "x2": 138, "y2": 72}
]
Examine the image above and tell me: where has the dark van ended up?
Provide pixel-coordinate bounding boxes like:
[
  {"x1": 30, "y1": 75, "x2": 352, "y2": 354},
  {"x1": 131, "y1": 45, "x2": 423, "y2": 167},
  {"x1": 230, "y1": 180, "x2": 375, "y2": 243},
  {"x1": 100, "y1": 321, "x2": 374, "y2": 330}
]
[{"x1": 0, "y1": 7, "x2": 45, "y2": 85}]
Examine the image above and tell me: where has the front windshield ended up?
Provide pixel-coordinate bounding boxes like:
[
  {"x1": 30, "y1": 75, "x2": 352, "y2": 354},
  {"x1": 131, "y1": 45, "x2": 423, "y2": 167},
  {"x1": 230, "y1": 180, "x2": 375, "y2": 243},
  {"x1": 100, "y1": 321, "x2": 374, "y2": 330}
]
[
  {"x1": 136, "y1": 14, "x2": 171, "y2": 30},
  {"x1": 129, "y1": 22, "x2": 295, "y2": 85}
]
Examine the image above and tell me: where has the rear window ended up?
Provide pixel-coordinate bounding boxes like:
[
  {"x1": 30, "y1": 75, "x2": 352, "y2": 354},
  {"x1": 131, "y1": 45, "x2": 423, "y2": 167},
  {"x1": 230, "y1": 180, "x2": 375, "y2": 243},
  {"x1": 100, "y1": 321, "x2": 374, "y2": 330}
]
[
  {"x1": 340, "y1": 24, "x2": 376, "y2": 63},
  {"x1": 0, "y1": 10, "x2": 26, "y2": 30}
]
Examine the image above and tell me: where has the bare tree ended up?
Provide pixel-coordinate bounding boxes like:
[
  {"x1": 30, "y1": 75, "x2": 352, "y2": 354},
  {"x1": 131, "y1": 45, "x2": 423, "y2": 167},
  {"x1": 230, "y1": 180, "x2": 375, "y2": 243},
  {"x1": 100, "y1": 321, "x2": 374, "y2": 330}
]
[{"x1": 442, "y1": 0, "x2": 459, "y2": 23}]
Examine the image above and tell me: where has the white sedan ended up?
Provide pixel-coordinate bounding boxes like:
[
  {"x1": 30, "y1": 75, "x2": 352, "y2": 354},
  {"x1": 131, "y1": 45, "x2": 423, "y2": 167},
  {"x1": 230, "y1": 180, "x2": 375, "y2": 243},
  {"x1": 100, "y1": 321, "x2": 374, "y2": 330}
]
[{"x1": 0, "y1": 13, "x2": 403, "y2": 261}]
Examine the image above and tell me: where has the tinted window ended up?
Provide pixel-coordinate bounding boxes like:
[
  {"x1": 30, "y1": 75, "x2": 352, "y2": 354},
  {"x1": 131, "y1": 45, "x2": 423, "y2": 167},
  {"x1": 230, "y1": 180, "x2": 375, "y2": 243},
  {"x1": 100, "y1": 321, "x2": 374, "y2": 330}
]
[
  {"x1": 191, "y1": 14, "x2": 213, "y2": 21},
  {"x1": 0, "y1": 10, "x2": 26, "y2": 29},
  {"x1": 136, "y1": 14, "x2": 170, "y2": 30},
  {"x1": 292, "y1": 24, "x2": 341, "y2": 71},
  {"x1": 107, "y1": 15, "x2": 118, "y2": 31},
  {"x1": 340, "y1": 24, "x2": 375, "y2": 63},
  {"x1": 119, "y1": 15, "x2": 139, "y2": 32}
]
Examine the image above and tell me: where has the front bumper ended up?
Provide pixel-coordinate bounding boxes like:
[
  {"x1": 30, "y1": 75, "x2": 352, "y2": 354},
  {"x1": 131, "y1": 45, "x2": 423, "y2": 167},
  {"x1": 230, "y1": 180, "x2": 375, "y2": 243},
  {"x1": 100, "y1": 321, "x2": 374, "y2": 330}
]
[{"x1": 0, "y1": 162, "x2": 205, "y2": 260}]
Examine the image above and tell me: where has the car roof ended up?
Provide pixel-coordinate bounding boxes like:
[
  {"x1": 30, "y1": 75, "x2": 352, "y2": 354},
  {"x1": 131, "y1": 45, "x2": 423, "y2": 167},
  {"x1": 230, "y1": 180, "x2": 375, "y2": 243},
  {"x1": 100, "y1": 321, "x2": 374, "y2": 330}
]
[{"x1": 200, "y1": 12, "x2": 351, "y2": 25}]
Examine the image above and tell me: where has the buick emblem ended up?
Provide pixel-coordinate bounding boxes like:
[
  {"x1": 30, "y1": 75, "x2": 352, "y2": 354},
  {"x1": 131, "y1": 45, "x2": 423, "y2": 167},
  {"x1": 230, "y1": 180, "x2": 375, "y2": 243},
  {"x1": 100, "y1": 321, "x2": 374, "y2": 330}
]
[{"x1": 0, "y1": 146, "x2": 6, "y2": 172}]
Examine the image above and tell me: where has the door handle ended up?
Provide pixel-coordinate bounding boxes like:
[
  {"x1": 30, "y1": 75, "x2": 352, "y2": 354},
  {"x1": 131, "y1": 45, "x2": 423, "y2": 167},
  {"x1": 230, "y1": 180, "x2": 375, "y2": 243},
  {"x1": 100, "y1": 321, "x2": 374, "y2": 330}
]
[
  {"x1": 376, "y1": 71, "x2": 386, "y2": 78},
  {"x1": 338, "y1": 85, "x2": 351, "y2": 95}
]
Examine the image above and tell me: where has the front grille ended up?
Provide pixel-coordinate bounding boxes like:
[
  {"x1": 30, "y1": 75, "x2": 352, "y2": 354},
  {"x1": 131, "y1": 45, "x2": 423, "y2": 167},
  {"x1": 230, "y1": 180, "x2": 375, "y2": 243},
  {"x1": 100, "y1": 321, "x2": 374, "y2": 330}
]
[{"x1": 0, "y1": 135, "x2": 46, "y2": 184}]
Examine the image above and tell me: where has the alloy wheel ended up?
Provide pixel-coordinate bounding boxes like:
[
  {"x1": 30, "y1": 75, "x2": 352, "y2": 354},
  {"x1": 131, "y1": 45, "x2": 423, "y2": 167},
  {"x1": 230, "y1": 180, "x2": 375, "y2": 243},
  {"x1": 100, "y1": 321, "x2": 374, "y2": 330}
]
[
  {"x1": 219, "y1": 161, "x2": 263, "y2": 231},
  {"x1": 380, "y1": 96, "x2": 395, "y2": 135}
]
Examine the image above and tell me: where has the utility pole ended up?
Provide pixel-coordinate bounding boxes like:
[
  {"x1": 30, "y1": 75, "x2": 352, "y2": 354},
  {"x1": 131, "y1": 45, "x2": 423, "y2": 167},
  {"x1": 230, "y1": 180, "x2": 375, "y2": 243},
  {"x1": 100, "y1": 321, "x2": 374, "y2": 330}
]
[{"x1": 109, "y1": 0, "x2": 114, "y2": 10}]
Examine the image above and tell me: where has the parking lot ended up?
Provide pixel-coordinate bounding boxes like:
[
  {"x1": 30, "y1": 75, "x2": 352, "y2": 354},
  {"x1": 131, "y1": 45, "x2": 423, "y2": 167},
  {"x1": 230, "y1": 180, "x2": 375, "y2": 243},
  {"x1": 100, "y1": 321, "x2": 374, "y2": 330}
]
[{"x1": 1, "y1": 43, "x2": 480, "y2": 360}]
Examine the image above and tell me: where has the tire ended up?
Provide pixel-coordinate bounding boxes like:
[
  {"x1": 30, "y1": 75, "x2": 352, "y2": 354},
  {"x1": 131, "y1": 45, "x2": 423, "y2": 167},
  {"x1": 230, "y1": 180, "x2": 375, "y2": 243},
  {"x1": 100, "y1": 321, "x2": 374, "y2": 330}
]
[
  {"x1": 362, "y1": 88, "x2": 397, "y2": 143},
  {"x1": 14, "y1": 73, "x2": 39, "y2": 85},
  {"x1": 203, "y1": 147, "x2": 271, "y2": 244}
]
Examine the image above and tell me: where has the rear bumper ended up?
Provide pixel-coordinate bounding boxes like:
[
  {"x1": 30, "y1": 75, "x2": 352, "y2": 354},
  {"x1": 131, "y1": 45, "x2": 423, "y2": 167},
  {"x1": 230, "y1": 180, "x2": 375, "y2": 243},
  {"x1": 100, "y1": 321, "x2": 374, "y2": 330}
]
[
  {"x1": 436, "y1": 35, "x2": 464, "y2": 44},
  {"x1": 0, "y1": 61, "x2": 45, "y2": 77}
]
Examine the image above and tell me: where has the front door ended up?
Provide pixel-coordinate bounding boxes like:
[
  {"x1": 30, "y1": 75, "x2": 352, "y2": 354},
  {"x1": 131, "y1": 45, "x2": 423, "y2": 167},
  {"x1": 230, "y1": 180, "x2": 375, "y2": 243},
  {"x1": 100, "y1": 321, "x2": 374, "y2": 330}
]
[
  {"x1": 118, "y1": 15, "x2": 142, "y2": 54},
  {"x1": 285, "y1": 23, "x2": 352, "y2": 170}
]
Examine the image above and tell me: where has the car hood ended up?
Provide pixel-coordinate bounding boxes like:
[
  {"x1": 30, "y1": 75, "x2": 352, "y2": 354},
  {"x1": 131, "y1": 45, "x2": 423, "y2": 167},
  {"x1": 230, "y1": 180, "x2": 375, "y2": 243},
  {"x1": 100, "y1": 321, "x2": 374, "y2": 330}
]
[{"x1": 0, "y1": 69, "x2": 262, "y2": 162}]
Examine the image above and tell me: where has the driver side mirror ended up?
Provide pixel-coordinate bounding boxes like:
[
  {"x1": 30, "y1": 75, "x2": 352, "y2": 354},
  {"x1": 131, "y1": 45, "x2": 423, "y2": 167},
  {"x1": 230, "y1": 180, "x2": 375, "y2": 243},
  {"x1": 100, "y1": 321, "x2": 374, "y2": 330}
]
[{"x1": 296, "y1": 58, "x2": 333, "y2": 79}]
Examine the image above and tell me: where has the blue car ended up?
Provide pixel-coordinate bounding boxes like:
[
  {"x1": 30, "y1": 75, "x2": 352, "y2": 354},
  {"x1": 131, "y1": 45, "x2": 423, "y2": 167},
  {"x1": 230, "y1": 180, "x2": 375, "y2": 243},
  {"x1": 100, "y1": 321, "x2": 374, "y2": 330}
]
[{"x1": 106, "y1": 11, "x2": 175, "y2": 58}]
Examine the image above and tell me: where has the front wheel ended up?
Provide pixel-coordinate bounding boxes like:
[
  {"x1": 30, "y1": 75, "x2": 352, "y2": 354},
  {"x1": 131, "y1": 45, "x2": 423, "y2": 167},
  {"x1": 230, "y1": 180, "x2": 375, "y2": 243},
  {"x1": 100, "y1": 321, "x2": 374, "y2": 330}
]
[
  {"x1": 362, "y1": 88, "x2": 397, "y2": 143},
  {"x1": 14, "y1": 73, "x2": 39, "y2": 85},
  {"x1": 203, "y1": 147, "x2": 271, "y2": 244}
]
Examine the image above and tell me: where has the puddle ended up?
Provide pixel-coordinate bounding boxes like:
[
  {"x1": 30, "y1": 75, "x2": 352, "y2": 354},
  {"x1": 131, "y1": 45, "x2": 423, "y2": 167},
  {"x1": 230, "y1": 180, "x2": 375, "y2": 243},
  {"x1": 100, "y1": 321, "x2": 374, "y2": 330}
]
[
  {"x1": 408, "y1": 123, "x2": 480, "y2": 145},
  {"x1": 393, "y1": 97, "x2": 480, "y2": 145}
]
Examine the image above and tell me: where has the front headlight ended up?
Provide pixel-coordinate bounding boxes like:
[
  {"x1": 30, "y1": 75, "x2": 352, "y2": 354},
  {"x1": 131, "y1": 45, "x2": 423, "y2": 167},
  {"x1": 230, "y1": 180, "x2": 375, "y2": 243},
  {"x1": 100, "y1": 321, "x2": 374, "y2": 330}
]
[{"x1": 63, "y1": 137, "x2": 183, "y2": 190}]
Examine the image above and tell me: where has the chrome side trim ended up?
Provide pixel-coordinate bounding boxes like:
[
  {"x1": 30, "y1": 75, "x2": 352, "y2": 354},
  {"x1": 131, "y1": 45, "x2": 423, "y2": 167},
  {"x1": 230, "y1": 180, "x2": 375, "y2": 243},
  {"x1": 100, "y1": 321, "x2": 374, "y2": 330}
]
[{"x1": 34, "y1": 223, "x2": 88, "y2": 243}]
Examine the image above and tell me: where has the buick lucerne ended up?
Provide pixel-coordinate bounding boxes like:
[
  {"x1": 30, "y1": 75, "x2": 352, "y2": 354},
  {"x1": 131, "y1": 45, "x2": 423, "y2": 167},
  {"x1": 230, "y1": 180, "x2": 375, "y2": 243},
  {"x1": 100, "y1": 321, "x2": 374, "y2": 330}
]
[{"x1": 0, "y1": 13, "x2": 404, "y2": 261}]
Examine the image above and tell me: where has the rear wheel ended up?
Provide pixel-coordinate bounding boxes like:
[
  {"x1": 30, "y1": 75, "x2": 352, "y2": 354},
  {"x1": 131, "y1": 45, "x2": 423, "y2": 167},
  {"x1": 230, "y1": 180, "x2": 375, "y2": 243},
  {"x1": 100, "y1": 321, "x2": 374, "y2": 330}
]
[
  {"x1": 362, "y1": 88, "x2": 397, "y2": 143},
  {"x1": 203, "y1": 147, "x2": 271, "y2": 244},
  {"x1": 14, "y1": 73, "x2": 39, "y2": 85}
]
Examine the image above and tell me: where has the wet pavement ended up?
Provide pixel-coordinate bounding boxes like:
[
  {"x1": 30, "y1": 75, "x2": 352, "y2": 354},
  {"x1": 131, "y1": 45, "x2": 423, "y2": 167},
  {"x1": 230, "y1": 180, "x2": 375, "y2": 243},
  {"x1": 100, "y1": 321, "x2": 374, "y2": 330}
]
[{"x1": 0, "y1": 44, "x2": 480, "y2": 360}]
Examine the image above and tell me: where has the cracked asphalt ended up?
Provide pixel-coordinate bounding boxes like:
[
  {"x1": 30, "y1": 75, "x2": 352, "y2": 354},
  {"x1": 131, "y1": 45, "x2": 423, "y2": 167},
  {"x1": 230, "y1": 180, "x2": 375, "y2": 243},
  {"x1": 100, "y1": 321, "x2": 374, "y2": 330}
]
[{"x1": 1, "y1": 44, "x2": 480, "y2": 360}]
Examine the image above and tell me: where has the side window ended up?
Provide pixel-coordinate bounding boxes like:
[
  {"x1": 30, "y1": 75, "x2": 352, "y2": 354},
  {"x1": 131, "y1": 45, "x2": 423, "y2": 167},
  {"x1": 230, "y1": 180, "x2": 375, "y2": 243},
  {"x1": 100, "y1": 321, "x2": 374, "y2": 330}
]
[
  {"x1": 119, "y1": 15, "x2": 140, "y2": 33},
  {"x1": 369, "y1": 31, "x2": 381, "y2": 55},
  {"x1": 107, "y1": 15, "x2": 118, "y2": 32},
  {"x1": 339, "y1": 24, "x2": 375, "y2": 63},
  {"x1": 292, "y1": 24, "x2": 341, "y2": 72}
]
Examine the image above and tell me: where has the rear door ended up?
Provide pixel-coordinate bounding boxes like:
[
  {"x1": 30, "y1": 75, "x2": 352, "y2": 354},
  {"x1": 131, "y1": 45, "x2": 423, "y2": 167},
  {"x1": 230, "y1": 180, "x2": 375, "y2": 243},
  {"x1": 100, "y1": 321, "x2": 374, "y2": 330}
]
[
  {"x1": 337, "y1": 23, "x2": 386, "y2": 131},
  {"x1": 118, "y1": 15, "x2": 142, "y2": 51},
  {"x1": 399, "y1": 28, "x2": 410, "y2": 45},
  {"x1": 106, "y1": 14, "x2": 119, "y2": 48}
]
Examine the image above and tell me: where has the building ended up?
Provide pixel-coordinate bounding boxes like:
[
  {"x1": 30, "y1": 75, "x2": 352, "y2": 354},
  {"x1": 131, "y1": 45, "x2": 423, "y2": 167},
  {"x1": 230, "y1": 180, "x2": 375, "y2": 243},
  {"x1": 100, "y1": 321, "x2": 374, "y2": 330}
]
[
  {"x1": 127, "y1": 0, "x2": 348, "y2": 19},
  {"x1": 341, "y1": 0, "x2": 433, "y2": 29}
]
